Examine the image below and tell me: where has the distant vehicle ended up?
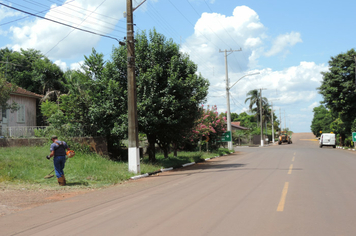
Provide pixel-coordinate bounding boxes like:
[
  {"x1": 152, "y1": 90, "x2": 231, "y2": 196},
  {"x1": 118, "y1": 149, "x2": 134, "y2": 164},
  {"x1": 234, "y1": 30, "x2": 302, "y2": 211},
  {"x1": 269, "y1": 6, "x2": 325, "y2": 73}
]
[
  {"x1": 319, "y1": 133, "x2": 336, "y2": 148},
  {"x1": 278, "y1": 131, "x2": 292, "y2": 145}
]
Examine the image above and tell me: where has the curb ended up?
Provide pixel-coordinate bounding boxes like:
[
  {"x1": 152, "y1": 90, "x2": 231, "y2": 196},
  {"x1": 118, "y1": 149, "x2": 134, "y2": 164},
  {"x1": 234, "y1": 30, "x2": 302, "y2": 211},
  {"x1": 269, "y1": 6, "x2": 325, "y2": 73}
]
[{"x1": 130, "y1": 151, "x2": 235, "y2": 180}]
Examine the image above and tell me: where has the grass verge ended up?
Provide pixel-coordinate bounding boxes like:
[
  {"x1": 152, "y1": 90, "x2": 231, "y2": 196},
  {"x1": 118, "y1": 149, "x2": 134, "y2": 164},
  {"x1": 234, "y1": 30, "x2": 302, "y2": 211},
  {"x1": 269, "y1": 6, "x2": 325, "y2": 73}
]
[{"x1": 0, "y1": 146, "x2": 232, "y2": 190}]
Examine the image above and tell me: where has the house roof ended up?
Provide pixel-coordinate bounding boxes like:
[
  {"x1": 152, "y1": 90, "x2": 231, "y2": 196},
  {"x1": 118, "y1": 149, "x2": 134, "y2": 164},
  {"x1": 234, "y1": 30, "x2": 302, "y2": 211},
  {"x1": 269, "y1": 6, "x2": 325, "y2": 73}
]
[
  {"x1": 7, "y1": 82, "x2": 43, "y2": 99},
  {"x1": 231, "y1": 121, "x2": 249, "y2": 130}
]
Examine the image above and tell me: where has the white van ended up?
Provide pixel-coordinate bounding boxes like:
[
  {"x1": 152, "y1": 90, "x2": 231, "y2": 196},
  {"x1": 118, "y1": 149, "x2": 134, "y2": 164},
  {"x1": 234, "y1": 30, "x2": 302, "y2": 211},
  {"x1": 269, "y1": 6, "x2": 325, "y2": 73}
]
[{"x1": 319, "y1": 133, "x2": 336, "y2": 148}]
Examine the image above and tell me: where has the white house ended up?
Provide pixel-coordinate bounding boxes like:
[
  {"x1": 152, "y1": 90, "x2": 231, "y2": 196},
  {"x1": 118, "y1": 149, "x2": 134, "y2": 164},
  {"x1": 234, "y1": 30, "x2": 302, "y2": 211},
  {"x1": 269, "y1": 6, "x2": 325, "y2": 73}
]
[{"x1": 0, "y1": 85, "x2": 43, "y2": 137}]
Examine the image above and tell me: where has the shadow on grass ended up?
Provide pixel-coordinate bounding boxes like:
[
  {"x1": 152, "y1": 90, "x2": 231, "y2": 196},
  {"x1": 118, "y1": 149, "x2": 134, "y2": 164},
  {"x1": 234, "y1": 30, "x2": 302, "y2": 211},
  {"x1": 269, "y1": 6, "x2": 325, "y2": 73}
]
[{"x1": 66, "y1": 181, "x2": 89, "y2": 186}]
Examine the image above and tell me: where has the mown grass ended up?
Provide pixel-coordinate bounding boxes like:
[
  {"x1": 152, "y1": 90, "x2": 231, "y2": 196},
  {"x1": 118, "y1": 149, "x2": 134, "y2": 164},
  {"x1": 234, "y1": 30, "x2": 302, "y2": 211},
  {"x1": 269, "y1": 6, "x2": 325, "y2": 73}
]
[{"x1": 0, "y1": 145, "x2": 232, "y2": 189}]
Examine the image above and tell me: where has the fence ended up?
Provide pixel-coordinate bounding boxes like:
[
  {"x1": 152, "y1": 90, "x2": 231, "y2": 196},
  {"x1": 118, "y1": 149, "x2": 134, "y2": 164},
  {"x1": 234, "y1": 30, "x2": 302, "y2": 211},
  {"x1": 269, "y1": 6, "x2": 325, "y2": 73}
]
[{"x1": 0, "y1": 126, "x2": 48, "y2": 138}]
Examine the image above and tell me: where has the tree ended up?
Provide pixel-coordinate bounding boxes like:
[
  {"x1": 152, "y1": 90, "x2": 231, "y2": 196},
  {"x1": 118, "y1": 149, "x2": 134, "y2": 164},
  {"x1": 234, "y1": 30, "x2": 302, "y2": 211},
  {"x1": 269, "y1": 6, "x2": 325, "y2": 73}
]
[
  {"x1": 231, "y1": 112, "x2": 239, "y2": 121},
  {"x1": 186, "y1": 105, "x2": 226, "y2": 151},
  {"x1": 0, "y1": 76, "x2": 18, "y2": 112},
  {"x1": 310, "y1": 105, "x2": 333, "y2": 137},
  {"x1": 245, "y1": 89, "x2": 268, "y2": 124},
  {"x1": 109, "y1": 29, "x2": 209, "y2": 160},
  {"x1": 318, "y1": 48, "x2": 356, "y2": 142},
  {"x1": 0, "y1": 48, "x2": 66, "y2": 95}
]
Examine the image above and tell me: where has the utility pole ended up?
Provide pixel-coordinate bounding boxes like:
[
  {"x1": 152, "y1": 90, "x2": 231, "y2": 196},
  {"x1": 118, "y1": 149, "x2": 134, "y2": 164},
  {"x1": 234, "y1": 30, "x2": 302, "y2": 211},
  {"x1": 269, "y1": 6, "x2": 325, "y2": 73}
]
[
  {"x1": 279, "y1": 108, "x2": 282, "y2": 134},
  {"x1": 127, "y1": 0, "x2": 140, "y2": 173},
  {"x1": 259, "y1": 88, "x2": 266, "y2": 146},
  {"x1": 284, "y1": 109, "x2": 286, "y2": 131},
  {"x1": 271, "y1": 102, "x2": 274, "y2": 144},
  {"x1": 220, "y1": 48, "x2": 241, "y2": 150}
]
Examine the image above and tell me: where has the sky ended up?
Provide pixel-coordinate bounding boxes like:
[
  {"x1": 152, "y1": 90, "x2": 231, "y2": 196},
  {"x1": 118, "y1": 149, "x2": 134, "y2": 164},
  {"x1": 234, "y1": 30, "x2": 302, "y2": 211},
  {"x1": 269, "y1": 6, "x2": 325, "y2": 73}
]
[{"x1": 0, "y1": 0, "x2": 355, "y2": 133}]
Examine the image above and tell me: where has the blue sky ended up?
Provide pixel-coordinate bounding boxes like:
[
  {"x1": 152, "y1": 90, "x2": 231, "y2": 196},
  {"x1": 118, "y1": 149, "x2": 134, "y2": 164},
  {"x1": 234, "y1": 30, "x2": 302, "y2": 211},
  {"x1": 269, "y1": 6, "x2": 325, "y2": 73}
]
[{"x1": 1, "y1": 0, "x2": 355, "y2": 133}]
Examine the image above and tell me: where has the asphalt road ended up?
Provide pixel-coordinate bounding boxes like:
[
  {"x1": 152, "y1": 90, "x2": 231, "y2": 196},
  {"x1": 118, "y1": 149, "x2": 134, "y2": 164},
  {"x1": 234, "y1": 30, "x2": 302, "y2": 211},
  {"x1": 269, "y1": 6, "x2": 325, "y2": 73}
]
[{"x1": 2, "y1": 132, "x2": 356, "y2": 236}]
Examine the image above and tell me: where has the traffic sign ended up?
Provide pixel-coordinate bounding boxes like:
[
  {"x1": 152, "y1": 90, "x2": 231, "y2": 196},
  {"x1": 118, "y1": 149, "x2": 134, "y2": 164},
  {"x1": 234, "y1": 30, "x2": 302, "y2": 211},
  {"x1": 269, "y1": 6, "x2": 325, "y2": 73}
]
[
  {"x1": 220, "y1": 131, "x2": 232, "y2": 142},
  {"x1": 352, "y1": 132, "x2": 356, "y2": 142}
]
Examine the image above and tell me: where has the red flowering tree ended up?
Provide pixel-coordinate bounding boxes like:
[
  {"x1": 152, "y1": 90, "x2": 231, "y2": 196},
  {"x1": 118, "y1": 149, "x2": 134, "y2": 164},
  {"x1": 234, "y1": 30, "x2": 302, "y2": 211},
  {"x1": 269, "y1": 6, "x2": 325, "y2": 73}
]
[{"x1": 183, "y1": 105, "x2": 227, "y2": 151}]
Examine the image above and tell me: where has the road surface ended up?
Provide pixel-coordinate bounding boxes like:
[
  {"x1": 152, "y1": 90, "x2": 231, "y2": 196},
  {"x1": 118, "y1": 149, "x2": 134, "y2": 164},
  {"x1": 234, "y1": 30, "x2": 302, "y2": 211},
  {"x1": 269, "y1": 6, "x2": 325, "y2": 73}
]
[{"x1": 2, "y1": 133, "x2": 356, "y2": 236}]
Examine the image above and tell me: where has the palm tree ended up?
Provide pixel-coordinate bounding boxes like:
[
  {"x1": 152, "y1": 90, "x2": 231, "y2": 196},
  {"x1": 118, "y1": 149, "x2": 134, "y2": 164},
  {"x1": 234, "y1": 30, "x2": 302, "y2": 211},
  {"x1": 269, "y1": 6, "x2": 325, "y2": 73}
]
[{"x1": 244, "y1": 89, "x2": 268, "y2": 125}]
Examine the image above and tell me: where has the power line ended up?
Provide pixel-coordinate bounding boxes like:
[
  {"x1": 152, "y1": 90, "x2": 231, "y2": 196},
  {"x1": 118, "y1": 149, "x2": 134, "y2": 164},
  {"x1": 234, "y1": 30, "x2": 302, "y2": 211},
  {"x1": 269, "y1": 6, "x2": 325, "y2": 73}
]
[
  {"x1": 45, "y1": 0, "x2": 108, "y2": 57},
  {"x1": 0, "y1": 0, "x2": 75, "y2": 26},
  {"x1": 22, "y1": 0, "x2": 126, "y2": 34},
  {"x1": 0, "y1": 2, "x2": 121, "y2": 43}
]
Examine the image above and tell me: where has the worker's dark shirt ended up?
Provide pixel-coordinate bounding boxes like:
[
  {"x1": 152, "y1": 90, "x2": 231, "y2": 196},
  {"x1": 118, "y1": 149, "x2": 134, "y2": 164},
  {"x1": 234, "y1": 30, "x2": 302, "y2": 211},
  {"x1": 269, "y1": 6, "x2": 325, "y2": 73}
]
[{"x1": 50, "y1": 141, "x2": 68, "y2": 156}]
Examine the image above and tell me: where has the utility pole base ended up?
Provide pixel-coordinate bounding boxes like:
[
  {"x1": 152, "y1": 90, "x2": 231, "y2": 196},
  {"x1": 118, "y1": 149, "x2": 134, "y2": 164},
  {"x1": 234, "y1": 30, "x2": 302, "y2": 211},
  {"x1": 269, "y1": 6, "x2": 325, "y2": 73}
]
[
  {"x1": 129, "y1": 147, "x2": 140, "y2": 174},
  {"x1": 228, "y1": 141, "x2": 233, "y2": 151},
  {"x1": 260, "y1": 140, "x2": 264, "y2": 147}
]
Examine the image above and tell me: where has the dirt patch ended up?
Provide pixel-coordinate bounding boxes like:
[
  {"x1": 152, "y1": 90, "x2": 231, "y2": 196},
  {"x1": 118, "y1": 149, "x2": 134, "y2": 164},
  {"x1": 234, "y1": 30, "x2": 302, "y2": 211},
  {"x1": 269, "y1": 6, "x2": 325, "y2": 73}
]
[{"x1": 0, "y1": 186, "x2": 91, "y2": 217}]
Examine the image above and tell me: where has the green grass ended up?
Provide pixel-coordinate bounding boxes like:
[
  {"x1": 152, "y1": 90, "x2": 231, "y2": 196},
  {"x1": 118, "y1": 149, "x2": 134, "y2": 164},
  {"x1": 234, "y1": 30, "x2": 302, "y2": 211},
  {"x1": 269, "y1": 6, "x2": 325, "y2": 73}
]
[{"x1": 0, "y1": 145, "x2": 232, "y2": 189}]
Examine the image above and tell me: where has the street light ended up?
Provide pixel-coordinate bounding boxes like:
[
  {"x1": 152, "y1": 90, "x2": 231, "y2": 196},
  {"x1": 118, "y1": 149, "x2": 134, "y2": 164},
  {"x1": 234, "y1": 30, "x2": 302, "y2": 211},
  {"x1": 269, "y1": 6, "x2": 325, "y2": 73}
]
[{"x1": 226, "y1": 72, "x2": 260, "y2": 150}]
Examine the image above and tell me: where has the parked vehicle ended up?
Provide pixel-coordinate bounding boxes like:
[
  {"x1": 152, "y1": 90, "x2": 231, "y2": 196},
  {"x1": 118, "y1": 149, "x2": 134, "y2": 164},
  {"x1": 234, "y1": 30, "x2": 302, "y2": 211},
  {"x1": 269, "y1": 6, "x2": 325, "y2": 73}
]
[{"x1": 319, "y1": 133, "x2": 336, "y2": 148}]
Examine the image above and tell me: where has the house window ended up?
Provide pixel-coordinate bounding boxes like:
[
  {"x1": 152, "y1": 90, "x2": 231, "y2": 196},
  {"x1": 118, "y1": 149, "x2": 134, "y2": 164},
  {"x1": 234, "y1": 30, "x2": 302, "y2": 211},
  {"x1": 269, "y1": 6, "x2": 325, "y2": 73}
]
[
  {"x1": 17, "y1": 104, "x2": 25, "y2": 123},
  {"x1": 1, "y1": 107, "x2": 7, "y2": 123}
]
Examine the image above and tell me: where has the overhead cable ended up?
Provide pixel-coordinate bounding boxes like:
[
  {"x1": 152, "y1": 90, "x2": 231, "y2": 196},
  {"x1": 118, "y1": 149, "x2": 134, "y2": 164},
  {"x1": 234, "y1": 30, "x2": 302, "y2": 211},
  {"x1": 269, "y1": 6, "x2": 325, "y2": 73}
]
[{"x1": 0, "y1": 2, "x2": 121, "y2": 43}]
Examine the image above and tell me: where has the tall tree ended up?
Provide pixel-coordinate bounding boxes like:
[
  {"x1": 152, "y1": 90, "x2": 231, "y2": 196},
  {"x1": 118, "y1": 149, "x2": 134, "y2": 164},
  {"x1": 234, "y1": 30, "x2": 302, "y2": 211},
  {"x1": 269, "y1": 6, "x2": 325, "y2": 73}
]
[
  {"x1": 245, "y1": 89, "x2": 268, "y2": 124},
  {"x1": 0, "y1": 76, "x2": 18, "y2": 111},
  {"x1": 318, "y1": 48, "x2": 356, "y2": 142},
  {"x1": 0, "y1": 48, "x2": 66, "y2": 95},
  {"x1": 310, "y1": 105, "x2": 333, "y2": 137},
  {"x1": 109, "y1": 29, "x2": 209, "y2": 160}
]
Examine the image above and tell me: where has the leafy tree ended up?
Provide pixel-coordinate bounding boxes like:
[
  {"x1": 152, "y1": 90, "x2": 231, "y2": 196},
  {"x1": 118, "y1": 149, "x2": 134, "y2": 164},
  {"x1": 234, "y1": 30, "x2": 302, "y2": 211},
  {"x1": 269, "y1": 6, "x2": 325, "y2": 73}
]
[
  {"x1": 109, "y1": 29, "x2": 209, "y2": 160},
  {"x1": 231, "y1": 112, "x2": 239, "y2": 121},
  {"x1": 237, "y1": 112, "x2": 256, "y2": 127},
  {"x1": 310, "y1": 105, "x2": 333, "y2": 137},
  {"x1": 0, "y1": 48, "x2": 66, "y2": 95},
  {"x1": 186, "y1": 105, "x2": 226, "y2": 151},
  {"x1": 318, "y1": 48, "x2": 356, "y2": 142},
  {"x1": 245, "y1": 89, "x2": 268, "y2": 124},
  {"x1": 0, "y1": 76, "x2": 18, "y2": 111}
]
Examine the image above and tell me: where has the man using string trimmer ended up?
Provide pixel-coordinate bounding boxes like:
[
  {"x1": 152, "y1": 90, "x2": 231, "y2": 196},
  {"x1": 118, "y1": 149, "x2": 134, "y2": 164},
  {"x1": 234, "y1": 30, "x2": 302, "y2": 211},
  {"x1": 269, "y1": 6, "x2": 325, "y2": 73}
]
[{"x1": 46, "y1": 135, "x2": 73, "y2": 186}]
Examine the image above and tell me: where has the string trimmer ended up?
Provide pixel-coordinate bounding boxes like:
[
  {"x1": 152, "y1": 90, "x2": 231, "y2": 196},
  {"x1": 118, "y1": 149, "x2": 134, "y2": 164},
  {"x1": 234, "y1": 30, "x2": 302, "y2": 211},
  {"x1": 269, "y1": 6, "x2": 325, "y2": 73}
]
[{"x1": 44, "y1": 169, "x2": 55, "y2": 179}]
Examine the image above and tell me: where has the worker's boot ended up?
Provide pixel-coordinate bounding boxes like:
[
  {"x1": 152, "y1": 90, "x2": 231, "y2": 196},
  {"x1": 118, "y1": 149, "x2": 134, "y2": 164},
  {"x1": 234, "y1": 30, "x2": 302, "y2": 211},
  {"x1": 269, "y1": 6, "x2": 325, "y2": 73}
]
[
  {"x1": 57, "y1": 176, "x2": 65, "y2": 186},
  {"x1": 62, "y1": 175, "x2": 66, "y2": 185}
]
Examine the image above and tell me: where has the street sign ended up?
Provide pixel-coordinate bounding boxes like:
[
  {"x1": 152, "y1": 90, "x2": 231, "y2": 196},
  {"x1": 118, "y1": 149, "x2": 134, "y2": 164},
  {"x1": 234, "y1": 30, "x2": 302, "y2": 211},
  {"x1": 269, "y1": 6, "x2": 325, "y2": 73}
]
[
  {"x1": 352, "y1": 132, "x2": 356, "y2": 142},
  {"x1": 220, "y1": 131, "x2": 232, "y2": 142}
]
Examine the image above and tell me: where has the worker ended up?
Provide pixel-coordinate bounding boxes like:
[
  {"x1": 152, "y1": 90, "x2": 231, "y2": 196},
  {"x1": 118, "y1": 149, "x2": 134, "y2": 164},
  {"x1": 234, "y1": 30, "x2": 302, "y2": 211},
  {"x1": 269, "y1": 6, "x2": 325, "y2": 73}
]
[{"x1": 46, "y1": 135, "x2": 70, "y2": 186}]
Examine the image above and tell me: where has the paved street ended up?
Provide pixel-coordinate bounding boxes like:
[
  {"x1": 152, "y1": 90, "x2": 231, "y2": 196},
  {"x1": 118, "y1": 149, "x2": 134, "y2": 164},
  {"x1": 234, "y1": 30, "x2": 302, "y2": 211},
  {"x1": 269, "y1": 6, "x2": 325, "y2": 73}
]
[{"x1": 2, "y1": 133, "x2": 356, "y2": 236}]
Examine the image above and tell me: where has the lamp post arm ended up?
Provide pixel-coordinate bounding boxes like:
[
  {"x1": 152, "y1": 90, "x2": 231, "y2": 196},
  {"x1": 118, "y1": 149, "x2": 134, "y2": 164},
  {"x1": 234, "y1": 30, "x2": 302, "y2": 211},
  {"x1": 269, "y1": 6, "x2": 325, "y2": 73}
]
[{"x1": 229, "y1": 72, "x2": 260, "y2": 90}]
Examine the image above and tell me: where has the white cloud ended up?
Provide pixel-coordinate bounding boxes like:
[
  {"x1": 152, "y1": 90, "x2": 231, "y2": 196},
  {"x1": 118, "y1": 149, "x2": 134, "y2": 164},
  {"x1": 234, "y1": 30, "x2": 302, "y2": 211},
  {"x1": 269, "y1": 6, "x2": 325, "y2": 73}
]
[
  {"x1": 301, "y1": 101, "x2": 320, "y2": 111},
  {"x1": 265, "y1": 31, "x2": 302, "y2": 57},
  {"x1": 8, "y1": 0, "x2": 125, "y2": 60},
  {"x1": 0, "y1": 5, "x2": 22, "y2": 21},
  {"x1": 181, "y1": 5, "x2": 267, "y2": 75},
  {"x1": 70, "y1": 61, "x2": 84, "y2": 71},
  {"x1": 54, "y1": 60, "x2": 68, "y2": 71}
]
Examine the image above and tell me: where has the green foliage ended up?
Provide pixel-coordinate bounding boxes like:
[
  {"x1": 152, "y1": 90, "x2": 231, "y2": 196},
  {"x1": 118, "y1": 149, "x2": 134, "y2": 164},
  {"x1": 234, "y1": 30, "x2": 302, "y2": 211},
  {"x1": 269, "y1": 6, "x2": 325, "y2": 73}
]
[
  {"x1": 0, "y1": 76, "x2": 18, "y2": 111},
  {"x1": 40, "y1": 100, "x2": 59, "y2": 118},
  {"x1": 185, "y1": 106, "x2": 226, "y2": 152},
  {"x1": 318, "y1": 48, "x2": 356, "y2": 139},
  {"x1": 0, "y1": 48, "x2": 66, "y2": 95},
  {"x1": 310, "y1": 105, "x2": 333, "y2": 136},
  {"x1": 108, "y1": 29, "x2": 209, "y2": 160},
  {"x1": 0, "y1": 146, "x2": 232, "y2": 188},
  {"x1": 232, "y1": 130, "x2": 246, "y2": 145},
  {"x1": 231, "y1": 112, "x2": 239, "y2": 121}
]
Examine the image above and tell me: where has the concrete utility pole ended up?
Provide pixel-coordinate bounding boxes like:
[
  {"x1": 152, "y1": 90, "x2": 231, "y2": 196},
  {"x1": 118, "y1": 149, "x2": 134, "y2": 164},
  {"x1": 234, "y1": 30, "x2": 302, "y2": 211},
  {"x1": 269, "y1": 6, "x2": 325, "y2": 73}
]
[
  {"x1": 259, "y1": 88, "x2": 266, "y2": 146},
  {"x1": 127, "y1": 0, "x2": 140, "y2": 173},
  {"x1": 220, "y1": 48, "x2": 241, "y2": 150},
  {"x1": 279, "y1": 108, "x2": 282, "y2": 133},
  {"x1": 271, "y1": 102, "x2": 274, "y2": 144}
]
